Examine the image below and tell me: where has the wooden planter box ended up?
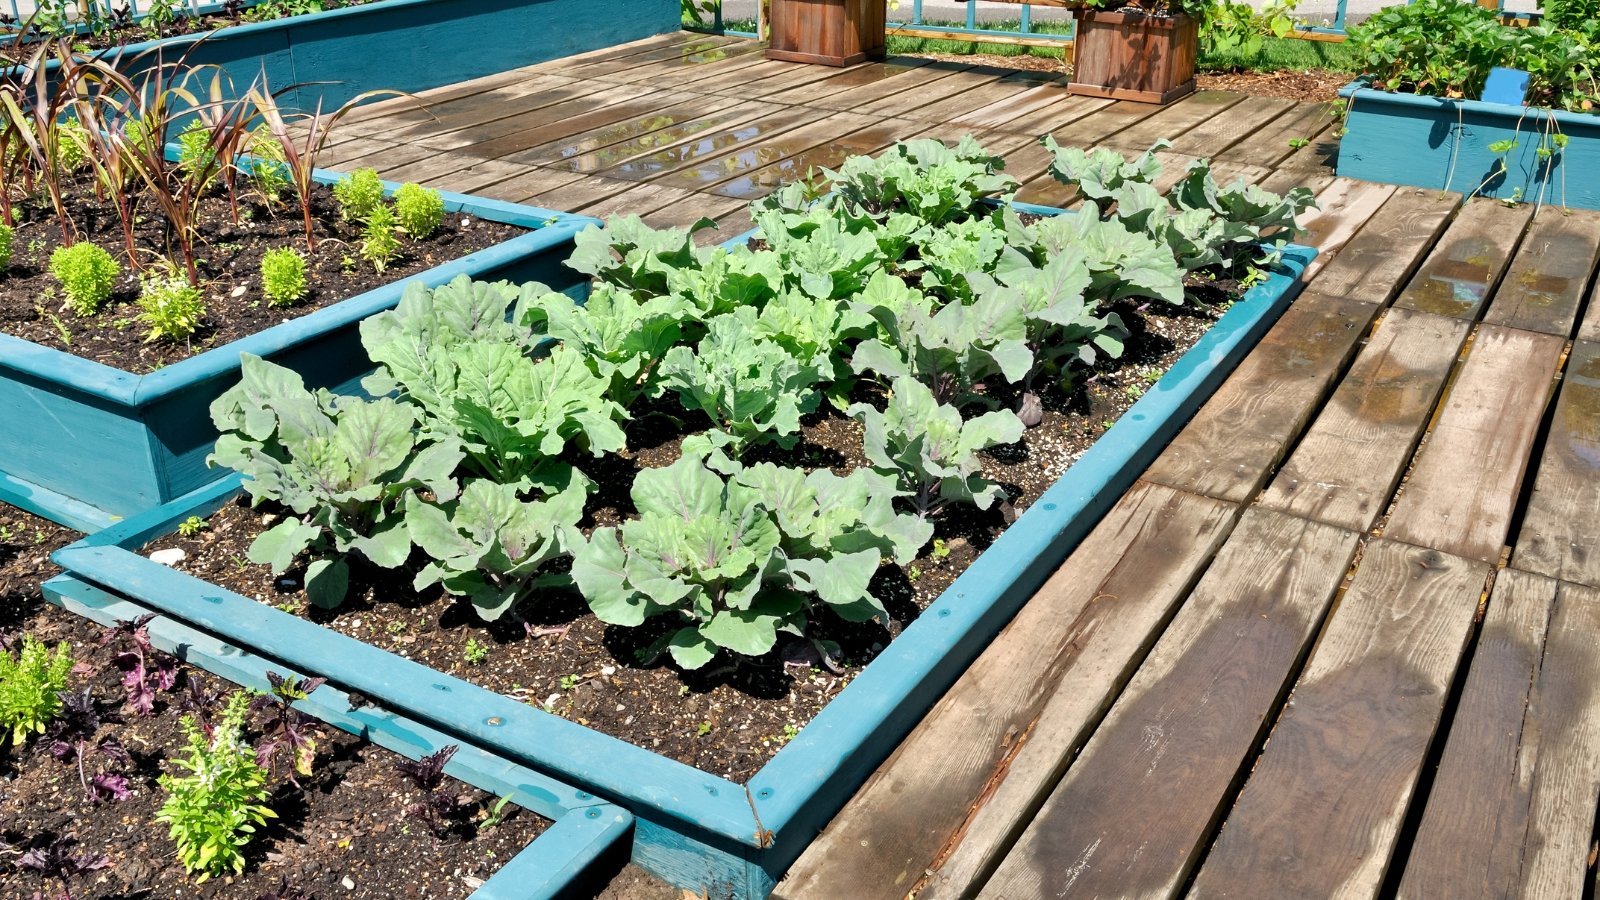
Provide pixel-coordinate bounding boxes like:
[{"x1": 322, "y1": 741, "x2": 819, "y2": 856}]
[
  {"x1": 0, "y1": 176, "x2": 596, "y2": 532},
  {"x1": 766, "y1": 0, "x2": 887, "y2": 67},
  {"x1": 1070, "y1": 9, "x2": 1197, "y2": 104},
  {"x1": 1336, "y1": 79, "x2": 1600, "y2": 210},
  {"x1": 49, "y1": 204, "x2": 1316, "y2": 897}
]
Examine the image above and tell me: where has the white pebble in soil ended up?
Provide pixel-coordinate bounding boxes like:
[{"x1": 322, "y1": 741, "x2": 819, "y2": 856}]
[{"x1": 148, "y1": 548, "x2": 186, "y2": 566}]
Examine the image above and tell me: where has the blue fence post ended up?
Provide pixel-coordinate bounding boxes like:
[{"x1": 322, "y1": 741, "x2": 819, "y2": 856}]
[{"x1": 1020, "y1": 2, "x2": 1032, "y2": 34}]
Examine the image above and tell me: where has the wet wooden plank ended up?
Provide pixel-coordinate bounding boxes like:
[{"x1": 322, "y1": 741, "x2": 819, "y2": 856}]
[
  {"x1": 1105, "y1": 91, "x2": 1249, "y2": 151},
  {"x1": 1580, "y1": 277, "x2": 1600, "y2": 343},
  {"x1": 1392, "y1": 197, "x2": 1535, "y2": 320},
  {"x1": 1260, "y1": 308, "x2": 1473, "y2": 533},
  {"x1": 705, "y1": 117, "x2": 927, "y2": 201},
  {"x1": 1482, "y1": 207, "x2": 1600, "y2": 336},
  {"x1": 410, "y1": 82, "x2": 667, "y2": 151},
  {"x1": 954, "y1": 86, "x2": 1106, "y2": 133},
  {"x1": 591, "y1": 105, "x2": 830, "y2": 184},
  {"x1": 1219, "y1": 101, "x2": 1336, "y2": 170},
  {"x1": 338, "y1": 73, "x2": 582, "y2": 137},
  {"x1": 489, "y1": 95, "x2": 742, "y2": 170},
  {"x1": 796, "y1": 60, "x2": 977, "y2": 112},
  {"x1": 848, "y1": 66, "x2": 1024, "y2": 120},
  {"x1": 1396, "y1": 568, "x2": 1557, "y2": 900},
  {"x1": 528, "y1": 174, "x2": 656, "y2": 214},
  {"x1": 640, "y1": 193, "x2": 747, "y2": 231},
  {"x1": 898, "y1": 70, "x2": 1069, "y2": 125},
  {"x1": 471, "y1": 167, "x2": 588, "y2": 206},
  {"x1": 1308, "y1": 187, "x2": 1461, "y2": 305},
  {"x1": 1294, "y1": 178, "x2": 1399, "y2": 282},
  {"x1": 759, "y1": 57, "x2": 933, "y2": 107},
  {"x1": 977, "y1": 509, "x2": 1361, "y2": 900},
  {"x1": 774, "y1": 482, "x2": 1238, "y2": 900},
  {"x1": 1189, "y1": 539, "x2": 1492, "y2": 900},
  {"x1": 1141, "y1": 291, "x2": 1379, "y2": 505},
  {"x1": 645, "y1": 111, "x2": 884, "y2": 194},
  {"x1": 424, "y1": 159, "x2": 542, "y2": 196},
  {"x1": 1154, "y1": 94, "x2": 1297, "y2": 160},
  {"x1": 451, "y1": 91, "x2": 712, "y2": 164},
  {"x1": 575, "y1": 39, "x2": 767, "y2": 85},
  {"x1": 1512, "y1": 340, "x2": 1600, "y2": 589},
  {"x1": 1385, "y1": 324, "x2": 1565, "y2": 563},
  {"x1": 513, "y1": 104, "x2": 781, "y2": 174},
  {"x1": 1514, "y1": 579, "x2": 1600, "y2": 900}
]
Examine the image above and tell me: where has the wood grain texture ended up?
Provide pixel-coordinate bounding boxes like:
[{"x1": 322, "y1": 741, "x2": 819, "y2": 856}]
[
  {"x1": 977, "y1": 509, "x2": 1361, "y2": 900},
  {"x1": 1155, "y1": 94, "x2": 1295, "y2": 159},
  {"x1": 767, "y1": 0, "x2": 887, "y2": 66},
  {"x1": 1513, "y1": 341, "x2": 1600, "y2": 588},
  {"x1": 1294, "y1": 178, "x2": 1399, "y2": 282},
  {"x1": 1142, "y1": 291, "x2": 1379, "y2": 504},
  {"x1": 1580, "y1": 274, "x2": 1600, "y2": 343},
  {"x1": 1069, "y1": 11, "x2": 1198, "y2": 103},
  {"x1": 773, "y1": 483, "x2": 1238, "y2": 900},
  {"x1": 1103, "y1": 90, "x2": 1244, "y2": 150},
  {"x1": 1514, "y1": 579, "x2": 1600, "y2": 899},
  {"x1": 1397, "y1": 568, "x2": 1558, "y2": 900},
  {"x1": 1260, "y1": 308, "x2": 1473, "y2": 533},
  {"x1": 1385, "y1": 324, "x2": 1565, "y2": 563},
  {"x1": 1218, "y1": 101, "x2": 1335, "y2": 170},
  {"x1": 1482, "y1": 208, "x2": 1600, "y2": 336},
  {"x1": 1307, "y1": 188, "x2": 1461, "y2": 305},
  {"x1": 1392, "y1": 197, "x2": 1535, "y2": 320},
  {"x1": 1189, "y1": 539, "x2": 1492, "y2": 900}
]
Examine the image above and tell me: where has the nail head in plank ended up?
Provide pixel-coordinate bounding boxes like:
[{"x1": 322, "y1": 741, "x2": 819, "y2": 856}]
[
  {"x1": 1393, "y1": 197, "x2": 1536, "y2": 320},
  {"x1": 1482, "y1": 207, "x2": 1600, "y2": 336},
  {"x1": 1142, "y1": 291, "x2": 1378, "y2": 504},
  {"x1": 1308, "y1": 187, "x2": 1462, "y2": 304},
  {"x1": 1189, "y1": 538, "x2": 1492, "y2": 900},
  {"x1": 774, "y1": 482, "x2": 1239, "y2": 900},
  {"x1": 1513, "y1": 340, "x2": 1600, "y2": 588},
  {"x1": 1513, "y1": 579, "x2": 1600, "y2": 900},
  {"x1": 1385, "y1": 324, "x2": 1566, "y2": 564},
  {"x1": 977, "y1": 509, "x2": 1361, "y2": 900},
  {"x1": 1396, "y1": 568, "x2": 1558, "y2": 900}
]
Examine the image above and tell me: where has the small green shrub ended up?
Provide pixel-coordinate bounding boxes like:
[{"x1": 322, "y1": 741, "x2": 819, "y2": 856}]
[
  {"x1": 0, "y1": 635, "x2": 74, "y2": 746},
  {"x1": 176, "y1": 120, "x2": 216, "y2": 174},
  {"x1": 247, "y1": 126, "x2": 291, "y2": 202},
  {"x1": 333, "y1": 168, "x2": 385, "y2": 222},
  {"x1": 394, "y1": 183, "x2": 445, "y2": 238},
  {"x1": 361, "y1": 206, "x2": 402, "y2": 272},
  {"x1": 157, "y1": 693, "x2": 276, "y2": 882},
  {"x1": 137, "y1": 274, "x2": 207, "y2": 343},
  {"x1": 260, "y1": 247, "x2": 309, "y2": 308},
  {"x1": 58, "y1": 116, "x2": 91, "y2": 172},
  {"x1": 50, "y1": 243, "x2": 121, "y2": 317},
  {"x1": 0, "y1": 223, "x2": 13, "y2": 271}
]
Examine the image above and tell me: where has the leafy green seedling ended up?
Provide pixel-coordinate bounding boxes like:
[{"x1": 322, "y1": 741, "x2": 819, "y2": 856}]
[
  {"x1": 464, "y1": 639, "x2": 490, "y2": 666},
  {"x1": 51, "y1": 243, "x2": 121, "y2": 317},
  {"x1": 177, "y1": 516, "x2": 209, "y2": 537}
]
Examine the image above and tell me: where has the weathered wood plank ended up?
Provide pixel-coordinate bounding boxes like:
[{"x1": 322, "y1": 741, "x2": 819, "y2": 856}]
[
  {"x1": 1150, "y1": 94, "x2": 1296, "y2": 160},
  {"x1": 1293, "y1": 178, "x2": 1399, "y2": 282},
  {"x1": 647, "y1": 111, "x2": 884, "y2": 194},
  {"x1": 487, "y1": 95, "x2": 741, "y2": 170},
  {"x1": 1189, "y1": 539, "x2": 1492, "y2": 900},
  {"x1": 591, "y1": 105, "x2": 830, "y2": 183},
  {"x1": 1386, "y1": 324, "x2": 1564, "y2": 563},
  {"x1": 953, "y1": 86, "x2": 1106, "y2": 133},
  {"x1": 1396, "y1": 568, "x2": 1558, "y2": 900},
  {"x1": 977, "y1": 509, "x2": 1361, "y2": 900},
  {"x1": 1482, "y1": 207, "x2": 1600, "y2": 336},
  {"x1": 985, "y1": 92, "x2": 1116, "y2": 141},
  {"x1": 409, "y1": 82, "x2": 666, "y2": 151},
  {"x1": 794, "y1": 60, "x2": 976, "y2": 112},
  {"x1": 1580, "y1": 276, "x2": 1600, "y2": 344},
  {"x1": 1515, "y1": 579, "x2": 1600, "y2": 900},
  {"x1": 513, "y1": 104, "x2": 780, "y2": 174},
  {"x1": 773, "y1": 483, "x2": 1239, "y2": 900},
  {"x1": 1141, "y1": 291, "x2": 1379, "y2": 504},
  {"x1": 1256, "y1": 168, "x2": 1334, "y2": 197},
  {"x1": 470, "y1": 167, "x2": 588, "y2": 206},
  {"x1": 759, "y1": 57, "x2": 934, "y2": 107},
  {"x1": 1308, "y1": 187, "x2": 1461, "y2": 304},
  {"x1": 897, "y1": 70, "x2": 1068, "y2": 125},
  {"x1": 1392, "y1": 197, "x2": 1535, "y2": 320},
  {"x1": 1513, "y1": 340, "x2": 1600, "y2": 589},
  {"x1": 1105, "y1": 91, "x2": 1248, "y2": 151},
  {"x1": 849, "y1": 66, "x2": 1023, "y2": 120},
  {"x1": 1275, "y1": 118, "x2": 1341, "y2": 173},
  {"x1": 1260, "y1": 308, "x2": 1473, "y2": 533},
  {"x1": 576, "y1": 40, "x2": 768, "y2": 85},
  {"x1": 705, "y1": 117, "x2": 926, "y2": 200},
  {"x1": 1219, "y1": 100, "x2": 1336, "y2": 170}
]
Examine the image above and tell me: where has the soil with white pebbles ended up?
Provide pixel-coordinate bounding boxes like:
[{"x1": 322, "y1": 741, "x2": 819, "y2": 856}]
[
  {"x1": 0, "y1": 503, "x2": 549, "y2": 900},
  {"x1": 145, "y1": 290, "x2": 1227, "y2": 785}
]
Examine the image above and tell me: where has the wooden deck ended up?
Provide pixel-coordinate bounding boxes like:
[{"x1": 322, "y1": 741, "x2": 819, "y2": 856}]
[{"x1": 332, "y1": 32, "x2": 1600, "y2": 900}]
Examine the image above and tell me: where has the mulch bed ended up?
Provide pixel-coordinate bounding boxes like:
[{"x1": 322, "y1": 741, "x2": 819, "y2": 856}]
[
  {"x1": 0, "y1": 503, "x2": 549, "y2": 900},
  {"x1": 0, "y1": 177, "x2": 523, "y2": 374},
  {"x1": 145, "y1": 295, "x2": 1227, "y2": 784},
  {"x1": 1196, "y1": 68, "x2": 1352, "y2": 103}
]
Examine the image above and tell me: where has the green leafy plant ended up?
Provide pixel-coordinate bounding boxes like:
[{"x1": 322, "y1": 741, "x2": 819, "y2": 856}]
[
  {"x1": 157, "y1": 693, "x2": 276, "y2": 883},
  {"x1": 361, "y1": 205, "x2": 403, "y2": 272},
  {"x1": 394, "y1": 182, "x2": 445, "y2": 238},
  {"x1": 816, "y1": 135, "x2": 1018, "y2": 225},
  {"x1": 0, "y1": 635, "x2": 74, "y2": 746},
  {"x1": 176, "y1": 119, "x2": 217, "y2": 173},
  {"x1": 50, "y1": 242, "x2": 121, "y2": 317},
  {"x1": 260, "y1": 247, "x2": 309, "y2": 308},
  {"x1": 0, "y1": 223, "x2": 12, "y2": 271},
  {"x1": 572, "y1": 452, "x2": 928, "y2": 669},
  {"x1": 178, "y1": 515, "x2": 209, "y2": 537},
  {"x1": 850, "y1": 376, "x2": 1024, "y2": 516},
  {"x1": 332, "y1": 167, "x2": 386, "y2": 222},
  {"x1": 137, "y1": 272, "x2": 207, "y2": 343},
  {"x1": 1201, "y1": 0, "x2": 1301, "y2": 58},
  {"x1": 246, "y1": 125, "x2": 292, "y2": 202},
  {"x1": 463, "y1": 638, "x2": 490, "y2": 665}
]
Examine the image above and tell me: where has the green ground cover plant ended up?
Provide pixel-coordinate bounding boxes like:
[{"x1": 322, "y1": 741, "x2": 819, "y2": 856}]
[{"x1": 207, "y1": 136, "x2": 1312, "y2": 669}]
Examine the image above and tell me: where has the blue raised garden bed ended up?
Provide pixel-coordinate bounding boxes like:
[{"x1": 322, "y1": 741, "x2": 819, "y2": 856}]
[
  {"x1": 1337, "y1": 78, "x2": 1600, "y2": 209},
  {"x1": 41, "y1": 571, "x2": 634, "y2": 900},
  {"x1": 20, "y1": 0, "x2": 679, "y2": 112},
  {"x1": 48, "y1": 211, "x2": 1316, "y2": 897},
  {"x1": 0, "y1": 173, "x2": 597, "y2": 532}
]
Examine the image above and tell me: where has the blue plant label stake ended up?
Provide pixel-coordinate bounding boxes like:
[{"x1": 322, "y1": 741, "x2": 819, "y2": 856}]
[{"x1": 1482, "y1": 67, "x2": 1530, "y2": 106}]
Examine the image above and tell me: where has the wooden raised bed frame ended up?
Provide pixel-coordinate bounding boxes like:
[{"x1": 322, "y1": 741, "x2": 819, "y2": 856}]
[
  {"x1": 48, "y1": 208, "x2": 1315, "y2": 897},
  {"x1": 1070, "y1": 9, "x2": 1197, "y2": 105},
  {"x1": 765, "y1": 0, "x2": 887, "y2": 67}
]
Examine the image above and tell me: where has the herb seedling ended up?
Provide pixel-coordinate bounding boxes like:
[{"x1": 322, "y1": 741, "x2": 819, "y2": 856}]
[
  {"x1": 0, "y1": 635, "x2": 74, "y2": 746},
  {"x1": 559, "y1": 673, "x2": 580, "y2": 691},
  {"x1": 50, "y1": 243, "x2": 120, "y2": 317},
  {"x1": 16, "y1": 835, "x2": 112, "y2": 900},
  {"x1": 463, "y1": 639, "x2": 490, "y2": 666},
  {"x1": 360, "y1": 205, "x2": 402, "y2": 272},
  {"x1": 99, "y1": 613, "x2": 177, "y2": 716},
  {"x1": 44, "y1": 689, "x2": 132, "y2": 803},
  {"x1": 250, "y1": 671, "x2": 327, "y2": 783},
  {"x1": 177, "y1": 516, "x2": 209, "y2": 537},
  {"x1": 394, "y1": 745, "x2": 464, "y2": 837},
  {"x1": 158, "y1": 693, "x2": 276, "y2": 881},
  {"x1": 479, "y1": 794, "x2": 516, "y2": 829}
]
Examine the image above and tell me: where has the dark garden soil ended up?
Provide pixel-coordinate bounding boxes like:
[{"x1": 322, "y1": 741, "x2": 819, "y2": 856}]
[
  {"x1": 1, "y1": 1, "x2": 381, "y2": 59},
  {"x1": 1196, "y1": 67, "x2": 1352, "y2": 103},
  {"x1": 146, "y1": 294, "x2": 1227, "y2": 785},
  {"x1": 0, "y1": 503, "x2": 549, "y2": 900},
  {"x1": 0, "y1": 177, "x2": 523, "y2": 374}
]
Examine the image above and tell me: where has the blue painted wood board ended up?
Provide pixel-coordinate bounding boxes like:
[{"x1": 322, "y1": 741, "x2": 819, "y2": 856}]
[
  {"x1": 43, "y1": 572, "x2": 634, "y2": 900},
  {"x1": 0, "y1": 175, "x2": 597, "y2": 530},
  {"x1": 1337, "y1": 79, "x2": 1600, "y2": 209},
  {"x1": 49, "y1": 211, "x2": 1317, "y2": 897}
]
